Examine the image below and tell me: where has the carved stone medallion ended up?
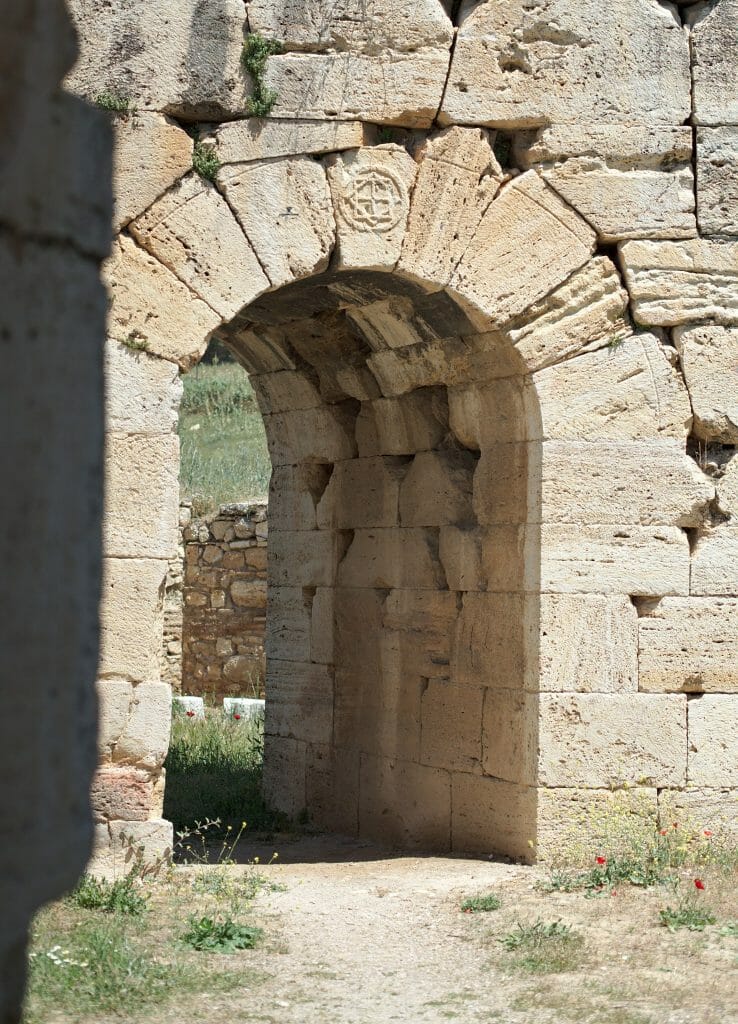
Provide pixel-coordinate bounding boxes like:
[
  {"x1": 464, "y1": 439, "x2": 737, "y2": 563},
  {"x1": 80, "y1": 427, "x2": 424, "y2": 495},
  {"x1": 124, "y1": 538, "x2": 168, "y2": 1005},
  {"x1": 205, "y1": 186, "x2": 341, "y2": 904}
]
[{"x1": 339, "y1": 167, "x2": 406, "y2": 233}]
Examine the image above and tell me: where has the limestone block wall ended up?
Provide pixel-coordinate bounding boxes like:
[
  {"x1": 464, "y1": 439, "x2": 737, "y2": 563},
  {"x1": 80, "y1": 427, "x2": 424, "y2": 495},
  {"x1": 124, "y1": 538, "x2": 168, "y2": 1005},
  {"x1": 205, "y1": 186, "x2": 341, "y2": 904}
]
[
  {"x1": 177, "y1": 503, "x2": 269, "y2": 700},
  {"x1": 0, "y1": 0, "x2": 111, "y2": 1017},
  {"x1": 59, "y1": 0, "x2": 738, "y2": 871}
]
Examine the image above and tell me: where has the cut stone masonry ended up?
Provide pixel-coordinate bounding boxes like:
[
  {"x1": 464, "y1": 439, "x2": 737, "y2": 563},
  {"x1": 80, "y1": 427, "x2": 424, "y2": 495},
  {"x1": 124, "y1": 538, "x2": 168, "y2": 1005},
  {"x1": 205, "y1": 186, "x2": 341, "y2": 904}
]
[{"x1": 62, "y1": 0, "x2": 738, "y2": 875}]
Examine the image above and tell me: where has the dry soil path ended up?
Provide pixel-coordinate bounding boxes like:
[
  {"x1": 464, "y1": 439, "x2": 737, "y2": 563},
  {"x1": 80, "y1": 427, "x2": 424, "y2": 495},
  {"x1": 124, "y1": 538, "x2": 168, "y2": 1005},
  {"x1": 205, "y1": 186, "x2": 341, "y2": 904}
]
[{"x1": 189, "y1": 835, "x2": 737, "y2": 1024}]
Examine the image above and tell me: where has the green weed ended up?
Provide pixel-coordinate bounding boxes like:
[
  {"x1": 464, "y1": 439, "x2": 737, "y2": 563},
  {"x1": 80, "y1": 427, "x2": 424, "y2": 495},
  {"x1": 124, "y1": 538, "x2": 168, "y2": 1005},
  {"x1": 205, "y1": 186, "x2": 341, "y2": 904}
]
[
  {"x1": 68, "y1": 873, "x2": 148, "y2": 916},
  {"x1": 499, "y1": 920, "x2": 585, "y2": 974},
  {"x1": 181, "y1": 915, "x2": 263, "y2": 952},
  {"x1": 95, "y1": 90, "x2": 134, "y2": 114},
  {"x1": 122, "y1": 330, "x2": 149, "y2": 352},
  {"x1": 242, "y1": 34, "x2": 283, "y2": 117},
  {"x1": 460, "y1": 894, "x2": 501, "y2": 914},
  {"x1": 192, "y1": 140, "x2": 220, "y2": 182},
  {"x1": 659, "y1": 902, "x2": 716, "y2": 932}
]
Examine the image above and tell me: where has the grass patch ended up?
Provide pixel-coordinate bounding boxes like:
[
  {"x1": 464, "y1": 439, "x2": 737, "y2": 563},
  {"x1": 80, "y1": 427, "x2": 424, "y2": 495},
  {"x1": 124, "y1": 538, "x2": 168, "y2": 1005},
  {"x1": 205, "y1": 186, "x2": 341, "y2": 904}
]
[
  {"x1": 163, "y1": 711, "x2": 283, "y2": 835},
  {"x1": 179, "y1": 359, "x2": 270, "y2": 514},
  {"x1": 499, "y1": 920, "x2": 585, "y2": 974},
  {"x1": 68, "y1": 873, "x2": 148, "y2": 916},
  {"x1": 24, "y1": 912, "x2": 243, "y2": 1023},
  {"x1": 181, "y1": 915, "x2": 263, "y2": 952},
  {"x1": 461, "y1": 894, "x2": 501, "y2": 914}
]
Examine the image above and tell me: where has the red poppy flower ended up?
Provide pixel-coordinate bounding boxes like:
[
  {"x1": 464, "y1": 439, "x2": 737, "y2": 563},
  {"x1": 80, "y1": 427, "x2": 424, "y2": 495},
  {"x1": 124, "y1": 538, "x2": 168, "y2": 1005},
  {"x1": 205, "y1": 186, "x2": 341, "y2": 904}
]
[
  {"x1": 659, "y1": 828, "x2": 668, "y2": 836},
  {"x1": 672, "y1": 822, "x2": 679, "y2": 830},
  {"x1": 694, "y1": 878, "x2": 706, "y2": 891},
  {"x1": 234, "y1": 713, "x2": 242, "y2": 720},
  {"x1": 596, "y1": 856, "x2": 607, "y2": 865},
  {"x1": 704, "y1": 830, "x2": 713, "y2": 838},
  {"x1": 186, "y1": 710, "x2": 195, "y2": 718}
]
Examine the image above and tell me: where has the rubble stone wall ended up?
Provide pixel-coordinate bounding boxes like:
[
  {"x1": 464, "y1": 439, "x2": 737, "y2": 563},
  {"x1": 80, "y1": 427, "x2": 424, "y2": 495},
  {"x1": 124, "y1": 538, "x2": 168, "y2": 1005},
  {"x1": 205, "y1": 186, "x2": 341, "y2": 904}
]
[
  {"x1": 59, "y1": 0, "x2": 738, "y2": 872},
  {"x1": 176, "y1": 503, "x2": 269, "y2": 700}
]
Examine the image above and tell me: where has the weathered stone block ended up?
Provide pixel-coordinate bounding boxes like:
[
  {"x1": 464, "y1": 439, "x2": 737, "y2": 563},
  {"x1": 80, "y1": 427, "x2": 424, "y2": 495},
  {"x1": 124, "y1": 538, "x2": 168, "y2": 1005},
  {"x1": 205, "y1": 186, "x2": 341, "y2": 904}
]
[
  {"x1": 248, "y1": 0, "x2": 453, "y2": 52},
  {"x1": 209, "y1": 118, "x2": 367, "y2": 165},
  {"x1": 536, "y1": 787, "x2": 658, "y2": 862},
  {"x1": 539, "y1": 441, "x2": 713, "y2": 526},
  {"x1": 482, "y1": 690, "x2": 538, "y2": 785},
  {"x1": 265, "y1": 587, "x2": 312, "y2": 664},
  {"x1": 218, "y1": 158, "x2": 335, "y2": 287},
  {"x1": 317, "y1": 457, "x2": 407, "y2": 530},
  {"x1": 448, "y1": 377, "x2": 537, "y2": 449},
  {"x1": 250, "y1": 370, "x2": 323, "y2": 416},
  {"x1": 66, "y1": 0, "x2": 249, "y2": 120},
  {"x1": 399, "y1": 127, "x2": 503, "y2": 286},
  {"x1": 717, "y1": 457, "x2": 738, "y2": 517},
  {"x1": 112, "y1": 113, "x2": 192, "y2": 230},
  {"x1": 359, "y1": 755, "x2": 451, "y2": 848},
  {"x1": 440, "y1": 0, "x2": 690, "y2": 128},
  {"x1": 268, "y1": 464, "x2": 334, "y2": 532},
  {"x1": 451, "y1": 775, "x2": 536, "y2": 860},
  {"x1": 620, "y1": 239, "x2": 738, "y2": 327},
  {"x1": 310, "y1": 588, "x2": 335, "y2": 665},
  {"x1": 505, "y1": 256, "x2": 629, "y2": 372},
  {"x1": 688, "y1": 696, "x2": 738, "y2": 787},
  {"x1": 400, "y1": 450, "x2": 476, "y2": 528},
  {"x1": 105, "y1": 236, "x2": 221, "y2": 370},
  {"x1": 538, "y1": 694, "x2": 687, "y2": 787},
  {"x1": 105, "y1": 341, "x2": 181, "y2": 435},
  {"x1": 659, "y1": 788, "x2": 738, "y2": 840},
  {"x1": 697, "y1": 127, "x2": 738, "y2": 236},
  {"x1": 131, "y1": 173, "x2": 269, "y2": 320},
  {"x1": 91, "y1": 766, "x2": 156, "y2": 823},
  {"x1": 472, "y1": 443, "x2": 534, "y2": 526},
  {"x1": 356, "y1": 391, "x2": 449, "y2": 457},
  {"x1": 337, "y1": 529, "x2": 446, "y2": 589},
  {"x1": 420, "y1": 681, "x2": 483, "y2": 773},
  {"x1": 450, "y1": 172, "x2": 595, "y2": 327},
  {"x1": 90, "y1": 819, "x2": 173, "y2": 880},
  {"x1": 262, "y1": 736, "x2": 307, "y2": 820},
  {"x1": 535, "y1": 594, "x2": 638, "y2": 693},
  {"x1": 99, "y1": 559, "x2": 165, "y2": 682},
  {"x1": 327, "y1": 146, "x2": 417, "y2": 271},
  {"x1": 638, "y1": 597, "x2": 738, "y2": 694},
  {"x1": 97, "y1": 680, "x2": 134, "y2": 760},
  {"x1": 263, "y1": 51, "x2": 452, "y2": 128},
  {"x1": 269, "y1": 530, "x2": 348, "y2": 588},
  {"x1": 534, "y1": 334, "x2": 692, "y2": 440},
  {"x1": 673, "y1": 325, "x2": 738, "y2": 442},
  {"x1": 689, "y1": 0, "x2": 738, "y2": 126},
  {"x1": 334, "y1": 669, "x2": 424, "y2": 763},
  {"x1": 452, "y1": 593, "x2": 527, "y2": 689},
  {"x1": 266, "y1": 661, "x2": 334, "y2": 746},
  {"x1": 104, "y1": 434, "x2": 179, "y2": 559},
  {"x1": 113, "y1": 682, "x2": 172, "y2": 770},
  {"x1": 691, "y1": 527, "x2": 738, "y2": 596},
  {"x1": 263, "y1": 405, "x2": 357, "y2": 465},
  {"x1": 305, "y1": 744, "x2": 360, "y2": 837},
  {"x1": 540, "y1": 524, "x2": 690, "y2": 596}
]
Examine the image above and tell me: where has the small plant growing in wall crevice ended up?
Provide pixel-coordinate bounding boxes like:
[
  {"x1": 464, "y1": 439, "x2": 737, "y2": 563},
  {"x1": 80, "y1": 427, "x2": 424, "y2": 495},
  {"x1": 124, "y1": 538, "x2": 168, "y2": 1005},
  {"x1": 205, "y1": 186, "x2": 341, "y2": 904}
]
[
  {"x1": 242, "y1": 34, "x2": 283, "y2": 117},
  {"x1": 95, "y1": 90, "x2": 134, "y2": 116},
  {"x1": 121, "y1": 330, "x2": 149, "y2": 352},
  {"x1": 193, "y1": 140, "x2": 221, "y2": 183}
]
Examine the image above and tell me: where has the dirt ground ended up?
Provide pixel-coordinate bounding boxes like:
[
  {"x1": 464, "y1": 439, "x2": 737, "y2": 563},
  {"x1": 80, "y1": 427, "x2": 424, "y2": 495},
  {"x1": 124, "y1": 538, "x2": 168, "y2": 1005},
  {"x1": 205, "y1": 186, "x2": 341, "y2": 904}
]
[{"x1": 153, "y1": 834, "x2": 737, "y2": 1024}]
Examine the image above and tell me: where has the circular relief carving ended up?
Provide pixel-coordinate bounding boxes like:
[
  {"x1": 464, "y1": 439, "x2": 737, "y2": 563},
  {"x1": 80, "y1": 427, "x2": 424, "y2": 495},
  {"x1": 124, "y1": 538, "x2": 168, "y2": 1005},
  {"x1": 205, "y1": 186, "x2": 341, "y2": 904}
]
[{"x1": 339, "y1": 167, "x2": 406, "y2": 234}]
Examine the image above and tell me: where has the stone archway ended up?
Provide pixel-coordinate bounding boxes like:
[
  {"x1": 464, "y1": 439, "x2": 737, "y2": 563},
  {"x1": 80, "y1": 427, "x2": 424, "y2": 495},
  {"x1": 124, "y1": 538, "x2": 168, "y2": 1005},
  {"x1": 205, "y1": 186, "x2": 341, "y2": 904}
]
[{"x1": 96, "y1": 126, "x2": 710, "y2": 869}]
